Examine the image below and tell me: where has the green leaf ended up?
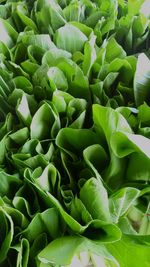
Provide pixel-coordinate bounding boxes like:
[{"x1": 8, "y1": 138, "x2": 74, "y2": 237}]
[
  {"x1": 35, "y1": 163, "x2": 60, "y2": 195},
  {"x1": 9, "y1": 127, "x2": 29, "y2": 145},
  {"x1": 134, "y1": 53, "x2": 150, "y2": 106},
  {"x1": 128, "y1": 0, "x2": 145, "y2": 16},
  {"x1": 13, "y1": 76, "x2": 33, "y2": 94},
  {"x1": 0, "y1": 134, "x2": 9, "y2": 165},
  {"x1": 16, "y1": 6, "x2": 38, "y2": 32},
  {"x1": 54, "y1": 24, "x2": 88, "y2": 53},
  {"x1": 69, "y1": 21, "x2": 93, "y2": 37},
  {"x1": 0, "y1": 1, "x2": 150, "y2": 266},
  {"x1": 126, "y1": 152, "x2": 150, "y2": 181},
  {"x1": 83, "y1": 144, "x2": 108, "y2": 178},
  {"x1": 42, "y1": 48, "x2": 71, "y2": 66},
  {"x1": 56, "y1": 128, "x2": 99, "y2": 160},
  {"x1": 93, "y1": 104, "x2": 132, "y2": 146},
  {"x1": 47, "y1": 66, "x2": 68, "y2": 91},
  {"x1": 16, "y1": 94, "x2": 32, "y2": 126},
  {"x1": 22, "y1": 208, "x2": 61, "y2": 242},
  {"x1": 30, "y1": 102, "x2": 60, "y2": 140},
  {"x1": 38, "y1": 235, "x2": 120, "y2": 266},
  {"x1": 82, "y1": 34, "x2": 96, "y2": 77},
  {"x1": 111, "y1": 131, "x2": 150, "y2": 158},
  {"x1": 106, "y1": 234, "x2": 150, "y2": 267},
  {"x1": 63, "y1": 2, "x2": 84, "y2": 22},
  {"x1": 109, "y1": 187, "x2": 140, "y2": 223},
  {"x1": 80, "y1": 178, "x2": 111, "y2": 222},
  {"x1": 138, "y1": 103, "x2": 150, "y2": 127},
  {"x1": 105, "y1": 38, "x2": 126, "y2": 63},
  {"x1": 15, "y1": 238, "x2": 29, "y2": 267},
  {"x1": 27, "y1": 45, "x2": 45, "y2": 64},
  {"x1": 0, "y1": 209, "x2": 14, "y2": 263},
  {"x1": 0, "y1": 18, "x2": 18, "y2": 48},
  {"x1": 21, "y1": 32, "x2": 56, "y2": 50},
  {"x1": 0, "y1": 170, "x2": 21, "y2": 198}
]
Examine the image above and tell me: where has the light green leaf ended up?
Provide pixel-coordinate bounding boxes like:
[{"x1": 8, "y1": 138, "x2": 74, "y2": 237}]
[
  {"x1": 38, "y1": 234, "x2": 120, "y2": 266},
  {"x1": 82, "y1": 34, "x2": 96, "y2": 77},
  {"x1": 54, "y1": 24, "x2": 88, "y2": 53},
  {"x1": 111, "y1": 131, "x2": 150, "y2": 158},
  {"x1": 93, "y1": 104, "x2": 132, "y2": 145},
  {"x1": 106, "y1": 234, "x2": 150, "y2": 267},
  {"x1": 16, "y1": 94, "x2": 32, "y2": 126},
  {"x1": 21, "y1": 32, "x2": 56, "y2": 50},
  {"x1": 134, "y1": 53, "x2": 150, "y2": 106},
  {"x1": 80, "y1": 178, "x2": 111, "y2": 222},
  {"x1": 30, "y1": 102, "x2": 60, "y2": 140},
  {"x1": 106, "y1": 38, "x2": 126, "y2": 63},
  {"x1": 128, "y1": 0, "x2": 144, "y2": 16},
  {"x1": 0, "y1": 18, "x2": 18, "y2": 48},
  {"x1": 109, "y1": 187, "x2": 140, "y2": 223},
  {"x1": 42, "y1": 48, "x2": 72, "y2": 66},
  {"x1": 47, "y1": 66, "x2": 68, "y2": 91}
]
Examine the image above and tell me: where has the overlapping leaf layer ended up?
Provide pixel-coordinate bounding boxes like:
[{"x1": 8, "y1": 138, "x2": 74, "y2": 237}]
[{"x1": 0, "y1": 0, "x2": 150, "y2": 266}]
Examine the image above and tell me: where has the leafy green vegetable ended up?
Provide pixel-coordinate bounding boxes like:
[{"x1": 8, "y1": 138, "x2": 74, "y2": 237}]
[{"x1": 0, "y1": 0, "x2": 150, "y2": 266}]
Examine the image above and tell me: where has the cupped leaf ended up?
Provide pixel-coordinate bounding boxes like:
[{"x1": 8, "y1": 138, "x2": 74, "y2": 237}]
[
  {"x1": 80, "y1": 177, "x2": 111, "y2": 222},
  {"x1": 9, "y1": 127, "x2": 29, "y2": 145},
  {"x1": 47, "y1": 66, "x2": 68, "y2": 91},
  {"x1": 111, "y1": 131, "x2": 150, "y2": 158},
  {"x1": 83, "y1": 144, "x2": 109, "y2": 178},
  {"x1": 35, "y1": 163, "x2": 60, "y2": 196},
  {"x1": 30, "y1": 102, "x2": 60, "y2": 140},
  {"x1": 13, "y1": 76, "x2": 33, "y2": 94},
  {"x1": 56, "y1": 128, "x2": 100, "y2": 160},
  {"x1": 22, "y1": 208, "x2": 61, "y2": 242},
  {"x1": 0, "y1": 170, "x2": 21, "y2": 198},
  {"x1": 54, "y1": 24, "x2": 88, "y2": 53},
  {"x1": 93, "y1": 104, "x2": 132, "y2": 146},
  {"x1": 16, "y1": 94, "x2": 32, "y2": 126}
]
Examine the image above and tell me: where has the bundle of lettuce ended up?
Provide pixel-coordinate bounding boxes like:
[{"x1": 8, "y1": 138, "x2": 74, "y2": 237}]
[{"x1": 0, "y1": 0, "x2": 150, "y2": 266}]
